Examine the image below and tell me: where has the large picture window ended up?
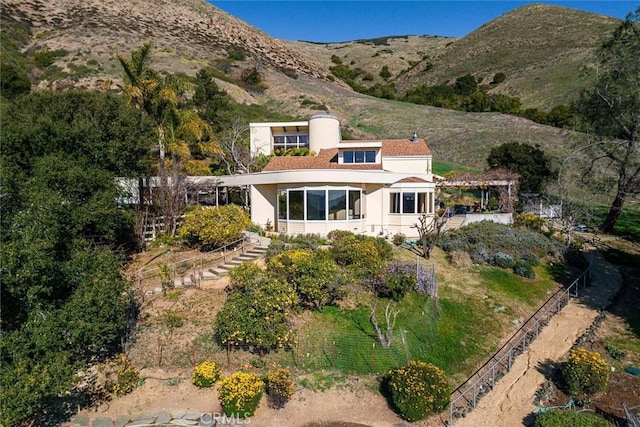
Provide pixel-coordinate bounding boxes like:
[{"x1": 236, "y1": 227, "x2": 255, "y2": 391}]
[
  {"x1": 328, "y1": 190, "x2": 346, "y2": 220},
  {"x1": 306, "y1": 190, "x2": 326, "y2": 221},
  {"x1": 278, "y1": 187, "x2": 364, "y2": 221},
  {"x1": 288, "y1": 190, "x2": 304, "y2": 220},
  {"x1": 390, "y1": 191, "x2": 433, "y2": 214}
]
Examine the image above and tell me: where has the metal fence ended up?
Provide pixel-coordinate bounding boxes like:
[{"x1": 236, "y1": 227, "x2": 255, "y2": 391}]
[
  {"x1": 448, "y1": 257, "x2": 593, "y2": 425},
  {"x1": 135, "y1": 234, "x2": 259, "y2": 295}
]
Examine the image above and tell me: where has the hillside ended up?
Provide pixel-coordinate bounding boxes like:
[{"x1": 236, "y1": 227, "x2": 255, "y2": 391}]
[
  {"x1": 392, "y1": 4, "x2": 621, "y2": 109},
  {"x1": 0, "y1": 0, "x2": 621, "y2": 204},
  {"x1": 289, "y1": 4, "x2": 622, "y2": 110},
  {"x1": 1, "y1": 0, "x2": 327, "y2": 90}
]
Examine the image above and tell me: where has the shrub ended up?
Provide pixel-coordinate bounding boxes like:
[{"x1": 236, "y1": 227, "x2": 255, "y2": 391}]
[
  {"x1": 266, "y1": 367, "x2": 295, "y2": 409},
  {"x1": 521, "y1": 252, "x2": 540, "y2": 266},
  {"x1": 218, "y1": 372, "x2": 265, "y2": 418},
  {"x1": 492, "y1": 252, "x2": 515, "y2": 269},
  {"x1": 492, "y1": 72, "x2": 506, "y2": 84},
  {"x1": 178, "y1": 204, "x2": 250, "y2": 249},
  {"x1": 513, "y1": 259, "x2": 535, "y2": 279},
  {"x1": 438, "y1": 221, "x2": 561, "y2": 267},
  {"x1": 99, "y1": 354, "x2": 141, "y2": 397},
  {"x1": 268, "y1": 249, "x2": 345, "y2": 309},
  {"x1": 192, "y1": 360, "x2": 222, "y2": 388},
  {"x1": 392, "y1": 233, "x2": 406, "y2": 246},
  {"x1": 329, "y1": 232, "x2": 387, "y2": 279},
  {"x1": 215, "y1": 275, "x2": 297, "y2": 354},
  {"x1": 374, "y1": 262, "x2": 416, "y2": 301},
  {"x1": 534, "y1": 409, "x2": 613, "y2": 427},
  {"x1": 562, "y1": 348, "x2": 609, "y2": 399},
  {"x1": 228, "y1": 50, "x2": 246, "y2": 61},
  {"x1": 385, "y1": 360, "x2": 451, "y2": 421},
  {"x1": 449, "y1": 250, "x2": 472, "y2": 268},
  {"x1": 514, "y1": 212, "x2": 545, "y2": 230}
]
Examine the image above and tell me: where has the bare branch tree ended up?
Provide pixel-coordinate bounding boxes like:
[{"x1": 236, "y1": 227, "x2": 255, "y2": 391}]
[
  {"x1": 412, "y1": 211, "x2": 448, "y2": 259},
  {"x1": 369, "y1": 302, "x2": 399, "y2": 348}
]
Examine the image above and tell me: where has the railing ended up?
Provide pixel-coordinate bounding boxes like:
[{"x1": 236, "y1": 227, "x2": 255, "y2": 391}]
[
  {"x1": 448, "y1": 256, "x2": 593, "y2": 425},
  {"x1": 135, "y1": 234, "x2": 259, "y2": 291}
]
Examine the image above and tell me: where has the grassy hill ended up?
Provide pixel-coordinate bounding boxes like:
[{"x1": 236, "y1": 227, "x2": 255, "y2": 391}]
[
  {"x1": 0, "y1": 0, "x2": 624, "y2": 205},
  {"x1": 289, "y1": 4, "x2": 622, "y2": 110}
]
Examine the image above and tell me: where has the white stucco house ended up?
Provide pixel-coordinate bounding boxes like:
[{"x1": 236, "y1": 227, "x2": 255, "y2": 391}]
[{"x1": 215, "y1": 114, "x2": 437, "y2": 238}]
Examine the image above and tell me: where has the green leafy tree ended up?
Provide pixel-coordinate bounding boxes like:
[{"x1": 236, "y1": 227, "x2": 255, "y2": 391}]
[
  {"x1": 215, "y1": 270, "x2": 297, "y2": 355},
  {"x1": 573, "y1": 8, "x2": 640, "y2": 233},
  {"x1": 0, "y1": 89, "x2": 144, "y2": 425},
  {"x1": 178, "y1": 204, "x2": 250, "y2": 249},
  {"x1": 487, "y1": 142, "x2": 554, "y2": 194},
  {"x1": 192, "y1": 67, "x2": 232, "y2": 132}
]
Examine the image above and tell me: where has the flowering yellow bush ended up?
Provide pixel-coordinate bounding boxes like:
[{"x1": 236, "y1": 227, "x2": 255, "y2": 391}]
[
  {"x1": 191, "y1": 360, "x2": 222, "y2": 388},
  {"x1": 100, "y1": 354, "x2": 141, "y2": 397},
  {"x1": 385, "y1": 360, "x2": 451, "y2": 421},
  {"x1": 218, "y1": 371, "x2": 265, "y2": 417},
  {"x1": 563, "y1": 348, "x2": 609, "y2": 398},
  {"x1": 266, "y1": 367, "x2": 295, "y2": 409}
]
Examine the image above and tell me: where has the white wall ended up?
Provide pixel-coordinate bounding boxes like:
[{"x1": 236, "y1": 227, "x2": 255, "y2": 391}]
[
  {"x1": 382, "y1": 156, "x2": 432, "y2": 176},
  {"x1": 250, "y1": 126, "x2": 273, "y2": 156},
  {"x1": 250, "y1": 184, "x2": 277, "y2": 228}
]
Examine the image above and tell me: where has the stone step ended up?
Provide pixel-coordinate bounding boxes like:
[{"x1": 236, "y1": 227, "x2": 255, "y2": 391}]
[
  {"x1": 246, "y1": 246, "x2": 268, "y2": 255},
  {"x1": 200, "y1": 269, "x2": 218, "y2": 280},
  {"x1": 235, "y1": 254, "x2": 258, "y2": 262},
  {"x1": 209, "y1": 267, "x2": 229, "y2": 276}
]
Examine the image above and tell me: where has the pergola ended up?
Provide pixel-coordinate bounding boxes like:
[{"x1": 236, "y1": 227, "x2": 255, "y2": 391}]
[{"x1": 437, "y1": 169, "x2": 520, "y2": 211}]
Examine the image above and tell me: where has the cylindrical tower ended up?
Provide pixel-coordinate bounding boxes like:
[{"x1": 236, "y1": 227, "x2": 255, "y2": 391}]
[{"x1": 308, "y1": 114, "x2": 341, "y2": 152}]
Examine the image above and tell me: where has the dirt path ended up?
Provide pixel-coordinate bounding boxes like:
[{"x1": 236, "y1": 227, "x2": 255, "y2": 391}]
[{"x1": 453, "y1": 247, "x2": 622, "y2": 427}]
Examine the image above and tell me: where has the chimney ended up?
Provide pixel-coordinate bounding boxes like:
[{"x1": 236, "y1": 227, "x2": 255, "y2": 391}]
[{"x1": 412, "y1": 130, "x2": 419, "y2": 142}]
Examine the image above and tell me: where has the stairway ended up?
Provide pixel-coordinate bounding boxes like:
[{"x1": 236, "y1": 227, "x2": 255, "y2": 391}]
[{"x1": 174, "y1": 246, "x2": 268, "y2": 288}]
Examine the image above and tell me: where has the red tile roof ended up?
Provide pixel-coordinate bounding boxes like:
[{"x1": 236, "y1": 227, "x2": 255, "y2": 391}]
[{"x1": 262, "y1": 139, "x2": 430, "y2": 172}]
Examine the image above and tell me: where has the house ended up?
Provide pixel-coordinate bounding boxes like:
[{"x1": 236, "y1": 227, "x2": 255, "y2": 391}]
[{"x1": 215, "y1": 114, "x2": 437, "y2": 238}]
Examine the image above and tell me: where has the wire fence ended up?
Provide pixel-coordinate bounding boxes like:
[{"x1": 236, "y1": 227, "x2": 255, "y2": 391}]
[{"x1": 448, "y1": 255, "x2": 594, "y2": 425}]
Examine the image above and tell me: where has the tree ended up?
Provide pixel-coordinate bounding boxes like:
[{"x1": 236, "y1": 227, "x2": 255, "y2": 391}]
[
  {"x1": 117, "y1": 44, "x2": 219, "y2": 235},
  {"x1": 0, "y1": 89, "x2": 145, "y2": 424},
  {"x1": 412, "y1": 212, "x2": 448, "y2": 259},
  {"x1": 574, "y1": 8, "x2": 640, "y2": 233},
  {"x1": 0, "y1": 63, "x2": 31, "y2": 100},
  {"x1": 215, "y1": 268, "x2": 297, "y2": 355},
  {"x1": 192, "y1": 67, "x2": 232, "y2": 132},
  {"x1": 267, "y1": 249, "x2": 346, "y2": 309},
  {"x1": 487, "y1": 142, "x2": 554, "y2": 194}
]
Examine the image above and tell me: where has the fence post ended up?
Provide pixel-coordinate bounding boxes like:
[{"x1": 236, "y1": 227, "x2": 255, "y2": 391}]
[{"x1": 370, "y1": 343, "x2": 375, "y2": 373}]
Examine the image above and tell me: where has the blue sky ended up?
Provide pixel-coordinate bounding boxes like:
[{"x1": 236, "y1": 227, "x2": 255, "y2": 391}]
[{"x1": 208, "y1": 1, "x2": 638, "y2": 42}]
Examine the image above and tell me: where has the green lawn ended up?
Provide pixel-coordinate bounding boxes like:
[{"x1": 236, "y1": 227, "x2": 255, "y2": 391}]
[{"x1": 284, "y1": 291, "x2": 500, "y2": 377}]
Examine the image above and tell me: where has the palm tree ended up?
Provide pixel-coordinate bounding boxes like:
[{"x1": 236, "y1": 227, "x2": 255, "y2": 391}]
[{"x1": 116, "y1": 44, "x2": 220, "y2": 236}]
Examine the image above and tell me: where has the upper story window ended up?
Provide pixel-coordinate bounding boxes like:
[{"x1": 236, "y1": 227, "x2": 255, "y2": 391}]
[
  {"x1": 342, "y1": 150, "x2": 377, "y2": 164},
  {"x1": 273, "y1": 134, "x2": 309, "y2": 152}
]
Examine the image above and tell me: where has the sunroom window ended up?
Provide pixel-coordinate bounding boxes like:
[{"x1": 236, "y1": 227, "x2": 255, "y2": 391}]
[{"x1": 277, "y1": 187, "x2": 364, "y2": 221}]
